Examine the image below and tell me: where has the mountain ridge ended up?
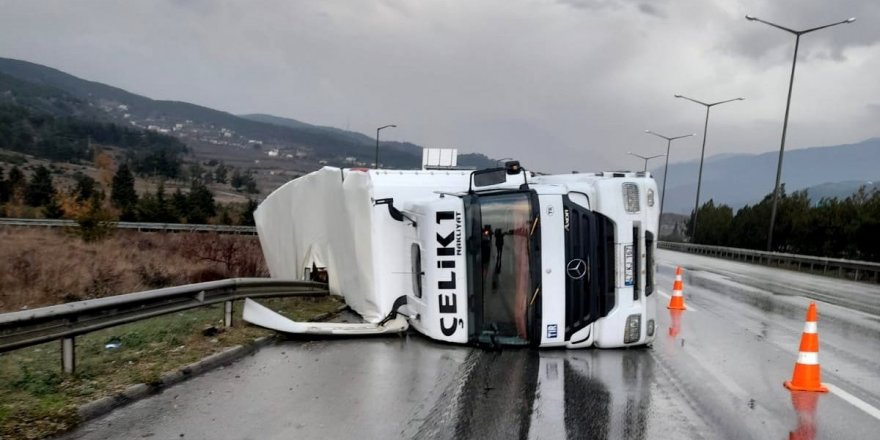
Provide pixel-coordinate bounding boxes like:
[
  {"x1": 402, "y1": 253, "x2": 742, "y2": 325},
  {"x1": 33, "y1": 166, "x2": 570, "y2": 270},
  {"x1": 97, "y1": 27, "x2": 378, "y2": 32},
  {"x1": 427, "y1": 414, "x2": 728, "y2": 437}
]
[
  {"x1": 0, "y1": 56, "x2": 876, "y2": 194},
  {"x1": 653, "y1": 137, "x2": 880, "y2": 213}
]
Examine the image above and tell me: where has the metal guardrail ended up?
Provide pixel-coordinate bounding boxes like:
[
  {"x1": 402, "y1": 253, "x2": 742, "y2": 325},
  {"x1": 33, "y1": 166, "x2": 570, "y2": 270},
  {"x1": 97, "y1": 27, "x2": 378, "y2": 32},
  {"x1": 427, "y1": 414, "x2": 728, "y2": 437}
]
[
  {"x1": 0, "y1": 278, "x2": 328, "y2": 373},
  {"x1": 0, "y1": 217, "x2": 256, "y2": 234},
  {"x1": 659, "y1": 241, "x2": 880, "y2": 284}
]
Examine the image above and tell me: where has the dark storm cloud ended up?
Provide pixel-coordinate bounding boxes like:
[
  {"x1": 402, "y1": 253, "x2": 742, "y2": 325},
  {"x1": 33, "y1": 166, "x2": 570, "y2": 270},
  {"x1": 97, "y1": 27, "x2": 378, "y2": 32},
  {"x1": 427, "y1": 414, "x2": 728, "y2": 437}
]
[
  {"x1": 557, "y1": 0, "x2": 666, "y2": 17},
  {"x1": 721, "y1": 0, "x2": 880, "y2": 63},
  {"x1": 637, "y1": 3, "x2": 664, "y2": 18},
  {"x1": 0, "y1": 0, "x2": 876, "y2": 173}
]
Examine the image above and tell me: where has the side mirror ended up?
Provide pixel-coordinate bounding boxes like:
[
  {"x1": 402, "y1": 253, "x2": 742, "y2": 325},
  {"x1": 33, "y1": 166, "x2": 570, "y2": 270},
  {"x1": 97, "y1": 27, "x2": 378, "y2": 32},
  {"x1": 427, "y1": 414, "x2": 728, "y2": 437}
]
[
  {"x1": 472, "y1": 168, "x2": 508, "y2": 187},
  {"x1": 468, "y1": 160, "x2": 527, "y2": 193}
]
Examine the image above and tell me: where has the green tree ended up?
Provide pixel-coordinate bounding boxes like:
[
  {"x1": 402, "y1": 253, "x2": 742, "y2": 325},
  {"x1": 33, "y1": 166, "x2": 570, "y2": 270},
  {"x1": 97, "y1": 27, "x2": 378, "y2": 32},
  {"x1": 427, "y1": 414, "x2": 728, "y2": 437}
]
[
  {"x1": 72, "y1": 171, "x2": 97, "y2": 202},
  {"x1": 728, "y1": 193, "x2": 772, "y2": 250},
  {"x1": 7, "y1": 166, "x2": 24, "y2": 190},
  {"x1": 111, "y1": 163, "x2": 138, "y2": 220},
  {"x1": 75, "y1": 193, "x2": 116, "y2": 242},
  {"x1": 772, "y1": 190, "x2": 811, "y2": 253},
  {"x1": 688, "y1": 199, "x2": 733, "y2": 245},
  {"x1": 137, "y1": 182, "x2": 176, "y2": 223},
  {"x1": 43, "y1": 191, "x2": 65, "y2": 219},
  {"x1": 25, "y1": 165, "x2": 55, "y2": 207},
  {"x1": 131, "y1": 147, "x2": 183, "y2": 179},
  {"x1": 0, "y1": 168, "x2": 8, "y2": 203},
  {"x1": 240, "y1": 198, "x2": 259, "y2": 226},
  {"x1": 855, "y1": 189, "x2": 880, "y2": 261},
  {"x1": 171, "y1": 188, "x2": 188, "y2": 221},
  {"x1": 230, "y1": 168, "x2": 244, "y2": 190},
  {"x1": 188, "y1": 163, "x2": 207, "y2": 185},
  {"x1": 218, "y1": 206, "x2": 233, "y2": 225},
  {"x1": 186, "y1": 182, "x2": 216, "y2": 224},
  {"x1": 214, "y1": 162, "x2": 228, "y2": 184},
  {"x1": 244, "y1": 174, "x2": 258, "y2": 194}
]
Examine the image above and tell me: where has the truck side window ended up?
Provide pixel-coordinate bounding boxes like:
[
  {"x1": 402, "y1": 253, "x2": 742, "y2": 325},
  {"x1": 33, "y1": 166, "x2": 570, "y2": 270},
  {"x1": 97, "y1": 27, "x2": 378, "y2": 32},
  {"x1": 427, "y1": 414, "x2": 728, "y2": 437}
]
[
  {"x1": 645, "y1": 231, "x2": 654, "y2": 296},
  {"x1": 411, "y1": 243, "x2": 423, "y2": 298}
]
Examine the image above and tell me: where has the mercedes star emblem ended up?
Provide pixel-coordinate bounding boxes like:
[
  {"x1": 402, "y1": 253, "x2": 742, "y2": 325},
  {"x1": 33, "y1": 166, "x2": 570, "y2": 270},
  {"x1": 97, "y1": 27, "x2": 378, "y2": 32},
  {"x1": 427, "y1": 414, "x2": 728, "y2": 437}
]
[{"x1": 566, "y1": 258, "x2": 587, "y2": 280}]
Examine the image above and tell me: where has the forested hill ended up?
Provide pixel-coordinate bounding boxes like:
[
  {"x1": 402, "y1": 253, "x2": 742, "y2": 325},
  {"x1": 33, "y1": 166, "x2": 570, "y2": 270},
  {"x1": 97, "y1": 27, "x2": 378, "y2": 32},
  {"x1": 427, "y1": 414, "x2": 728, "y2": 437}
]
[
  {"x1": 0, "y1": 57, "x2": 496, "y2": 169},
  {"x1": 240, "y1": 113, "x2": 497, "y2": 169},
  {"x1": 0, "y1": 104, "x2": 187, "y2": 177}
]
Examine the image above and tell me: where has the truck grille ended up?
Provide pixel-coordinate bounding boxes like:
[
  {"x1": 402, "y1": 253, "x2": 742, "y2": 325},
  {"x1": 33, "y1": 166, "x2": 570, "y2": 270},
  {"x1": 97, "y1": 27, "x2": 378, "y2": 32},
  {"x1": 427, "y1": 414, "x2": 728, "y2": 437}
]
[{"x1": 562, "y1": 197, "x2": 616, "y2": 340}]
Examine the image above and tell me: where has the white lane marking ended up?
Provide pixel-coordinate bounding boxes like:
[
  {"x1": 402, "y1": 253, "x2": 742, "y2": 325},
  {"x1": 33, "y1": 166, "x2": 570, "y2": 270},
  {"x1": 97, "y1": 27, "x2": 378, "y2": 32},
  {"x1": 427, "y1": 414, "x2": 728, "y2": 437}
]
[
  {"x1": 825, "y1": 383, "x2": 880, "y2": 421},
  {"x1": 655, "y1": 290, "x2": 699, "y2": 312}
]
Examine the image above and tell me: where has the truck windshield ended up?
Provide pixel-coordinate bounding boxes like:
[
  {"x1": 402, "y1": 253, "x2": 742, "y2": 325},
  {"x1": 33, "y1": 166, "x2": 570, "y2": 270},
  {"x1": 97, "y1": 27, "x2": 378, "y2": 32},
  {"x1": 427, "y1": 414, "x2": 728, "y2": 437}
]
[{"x1": 472, "y1": 192, "x2": 538, "y2": 345}]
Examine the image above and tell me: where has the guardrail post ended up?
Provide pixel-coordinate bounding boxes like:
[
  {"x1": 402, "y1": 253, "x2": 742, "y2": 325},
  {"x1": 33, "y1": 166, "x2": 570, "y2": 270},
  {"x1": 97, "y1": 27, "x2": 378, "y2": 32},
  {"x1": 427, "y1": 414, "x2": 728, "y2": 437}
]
[
  {"x1": 62, "y1": 337, "x2": 75, "y2": 374},
  {"x1": 224, "y1": 300, "x2": 234, "y2": 327}
]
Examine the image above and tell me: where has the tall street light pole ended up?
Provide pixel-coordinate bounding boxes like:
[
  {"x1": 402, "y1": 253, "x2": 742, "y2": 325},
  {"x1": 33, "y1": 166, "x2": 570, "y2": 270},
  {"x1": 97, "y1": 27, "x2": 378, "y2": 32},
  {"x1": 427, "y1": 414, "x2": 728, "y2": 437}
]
[
  {"x1": 745, "y1": 14, "x2": 855, "y2": 252},
  {"x1": 674, "y1": 94, "x2": 744, "y2": 239},
  {"x1": 644, "y1": 130, "x2": 695, "y2": 219},
  {"x1": 374, "y1": 124, "x2": 397, "y2": 169},
  {"x1": 627, "y1": 152, "x2": 665, "y2": 172}
]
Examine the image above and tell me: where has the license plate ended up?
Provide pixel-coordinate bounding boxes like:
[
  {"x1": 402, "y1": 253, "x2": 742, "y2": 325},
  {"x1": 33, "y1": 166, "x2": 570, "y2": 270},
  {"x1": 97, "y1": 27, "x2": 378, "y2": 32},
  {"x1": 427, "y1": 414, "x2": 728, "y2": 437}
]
[{"x1": 624, "y1": 245, "x2": 634, "y2": 286}]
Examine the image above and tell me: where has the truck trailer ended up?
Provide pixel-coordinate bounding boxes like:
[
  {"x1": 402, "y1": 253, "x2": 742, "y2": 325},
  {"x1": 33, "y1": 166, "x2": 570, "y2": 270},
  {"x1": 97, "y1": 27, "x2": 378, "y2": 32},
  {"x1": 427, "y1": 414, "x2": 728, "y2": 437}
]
[{"x1": 245, "y1": 160, "x2": 659, "y2": 349}]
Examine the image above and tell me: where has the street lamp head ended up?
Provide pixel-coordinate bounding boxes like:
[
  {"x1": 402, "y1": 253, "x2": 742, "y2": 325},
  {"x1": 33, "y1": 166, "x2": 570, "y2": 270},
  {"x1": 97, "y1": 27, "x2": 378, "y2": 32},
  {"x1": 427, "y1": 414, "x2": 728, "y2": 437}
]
[
  {"x1": 390, "y1": 124, "x2": 398, "y2": 128},
  {"x1": 846, "y1": 17, "x2": 856, "y2": 23},
  {"x1": 745, "y1": 14, "x2": 758, "y2": 21},
  {"x1": 674, "y1": 94, "x2": 683, "y2": 98},
  {"x1": 737, "y1": 97, "x2": 745, "y2": 101}
]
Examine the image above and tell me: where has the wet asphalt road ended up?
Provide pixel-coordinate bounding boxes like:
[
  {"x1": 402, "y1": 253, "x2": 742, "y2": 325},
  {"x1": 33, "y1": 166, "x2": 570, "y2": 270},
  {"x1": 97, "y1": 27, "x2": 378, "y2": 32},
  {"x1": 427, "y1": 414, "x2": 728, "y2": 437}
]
[{"x1": 61, "y1": 250, "x2": 880, "y2": 439}]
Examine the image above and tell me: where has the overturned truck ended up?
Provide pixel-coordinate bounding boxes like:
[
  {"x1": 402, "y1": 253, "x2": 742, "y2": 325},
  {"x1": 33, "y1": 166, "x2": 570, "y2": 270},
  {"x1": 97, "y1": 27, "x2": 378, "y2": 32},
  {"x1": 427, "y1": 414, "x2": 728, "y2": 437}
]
[{"x1": 247, "y1": 158, "x2": 659, "y2": 348}]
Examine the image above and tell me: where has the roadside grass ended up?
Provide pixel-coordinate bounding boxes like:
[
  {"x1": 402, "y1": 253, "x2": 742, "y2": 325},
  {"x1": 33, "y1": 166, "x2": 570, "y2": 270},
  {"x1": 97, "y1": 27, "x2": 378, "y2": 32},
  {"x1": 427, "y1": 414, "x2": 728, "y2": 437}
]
[
  {"x1": 0, "y1": 296, "x2": 342, "y2": 439},
  {"x1": 0, "y1": 228, "x2": 268, "y2": 312}
]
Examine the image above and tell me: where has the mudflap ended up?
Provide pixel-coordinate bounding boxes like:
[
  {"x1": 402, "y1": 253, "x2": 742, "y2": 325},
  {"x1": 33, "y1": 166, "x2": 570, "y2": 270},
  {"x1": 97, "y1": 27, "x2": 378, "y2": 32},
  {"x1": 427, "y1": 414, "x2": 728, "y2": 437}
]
[{"x1": 242, "y1": 298, "x2": 409, "y2": 336}]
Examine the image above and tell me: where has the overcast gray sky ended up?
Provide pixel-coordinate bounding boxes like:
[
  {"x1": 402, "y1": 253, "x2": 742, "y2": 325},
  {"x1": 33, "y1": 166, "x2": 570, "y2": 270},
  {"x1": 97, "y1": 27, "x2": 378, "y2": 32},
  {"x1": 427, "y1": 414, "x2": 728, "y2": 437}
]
[{"x1": 0, "y1": 0, "x2": 877, "y2": 172}]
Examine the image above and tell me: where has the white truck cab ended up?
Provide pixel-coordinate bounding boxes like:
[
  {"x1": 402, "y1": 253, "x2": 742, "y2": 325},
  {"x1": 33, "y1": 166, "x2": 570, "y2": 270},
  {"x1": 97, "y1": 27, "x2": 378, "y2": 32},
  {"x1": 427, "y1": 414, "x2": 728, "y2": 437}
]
[{"x1": 249, "y1": 160, "x2": 659, "y2": 349}]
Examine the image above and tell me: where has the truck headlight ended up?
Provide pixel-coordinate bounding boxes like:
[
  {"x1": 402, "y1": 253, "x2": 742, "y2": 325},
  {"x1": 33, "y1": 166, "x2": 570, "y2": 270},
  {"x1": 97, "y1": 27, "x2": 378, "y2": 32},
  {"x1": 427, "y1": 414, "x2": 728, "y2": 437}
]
[
  {"x1": 647, "y1": 189, "x2": 655, "y2": 207},
  {"x1": 624, "y1": 314, "x2": 641, "y2": 344},
  {"x1": 647, "y1": 319, "x2": 655, "y2": 337},
  {"x1": 623, "y1": 183, "x2": 640, "y2": 213}
]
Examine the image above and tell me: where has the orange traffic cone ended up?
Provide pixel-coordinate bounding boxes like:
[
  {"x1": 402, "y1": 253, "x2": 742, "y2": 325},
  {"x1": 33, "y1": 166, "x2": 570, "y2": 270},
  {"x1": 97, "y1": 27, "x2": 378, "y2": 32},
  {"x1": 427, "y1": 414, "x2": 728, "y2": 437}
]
[
  {"x1": 784, "y1": 302, "x2": 828, "y2": 392},
  {"x1": 667, "y1": 266, "x2": 686, "y2": 310}
]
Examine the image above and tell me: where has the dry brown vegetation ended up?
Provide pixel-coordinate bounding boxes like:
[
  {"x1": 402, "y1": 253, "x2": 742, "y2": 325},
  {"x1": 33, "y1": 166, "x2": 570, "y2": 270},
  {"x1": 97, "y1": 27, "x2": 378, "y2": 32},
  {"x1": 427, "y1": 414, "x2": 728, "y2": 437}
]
[
  {"x1": 0, "y1": 227, "x2": 268, "y2": 312},
  {"x1": 0, "y1": 226, "x2": 345, "y2": 439}
]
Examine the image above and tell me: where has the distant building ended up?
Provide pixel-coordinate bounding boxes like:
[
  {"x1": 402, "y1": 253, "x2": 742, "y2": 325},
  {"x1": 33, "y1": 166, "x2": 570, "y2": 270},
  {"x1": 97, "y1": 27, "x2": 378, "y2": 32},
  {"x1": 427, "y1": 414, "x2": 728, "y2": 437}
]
[{"x1": 267, "y1": 149, "x2": 280, "y2": 157}]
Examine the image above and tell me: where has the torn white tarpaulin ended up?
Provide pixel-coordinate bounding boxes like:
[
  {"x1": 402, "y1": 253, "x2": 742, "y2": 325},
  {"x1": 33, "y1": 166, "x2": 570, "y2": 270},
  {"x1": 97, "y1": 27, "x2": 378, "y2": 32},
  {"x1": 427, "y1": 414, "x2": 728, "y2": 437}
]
[{"x1": 242, "y1": 298, "x2": 408, "y2": 335}]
